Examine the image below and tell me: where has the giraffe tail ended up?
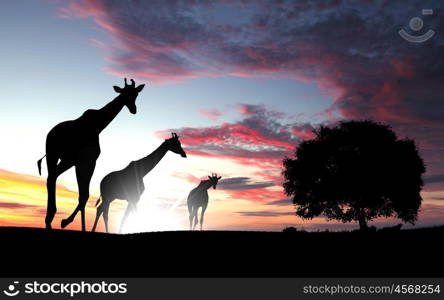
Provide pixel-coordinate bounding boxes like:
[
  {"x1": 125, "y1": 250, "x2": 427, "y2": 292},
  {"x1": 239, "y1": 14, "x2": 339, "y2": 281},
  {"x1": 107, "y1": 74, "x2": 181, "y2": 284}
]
[
  {"x1": 37, "y1": 155, "x2": 46, "y2": 176},
  {"x1": 95, "y1": 196, "x2": 102, "y2": 207}
]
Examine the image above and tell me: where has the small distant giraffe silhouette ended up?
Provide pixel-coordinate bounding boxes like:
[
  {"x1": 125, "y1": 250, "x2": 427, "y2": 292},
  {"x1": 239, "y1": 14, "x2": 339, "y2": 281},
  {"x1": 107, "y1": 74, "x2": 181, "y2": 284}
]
[
  {"x1": 187, "y1": 174, "x2": 221, "y2": 230},
  {"x1": 91, "y1": 133, "x2": 187, "y2": 233},
  {"x1": 37, "y1": 78, "x2": 145, "y2": 231}
]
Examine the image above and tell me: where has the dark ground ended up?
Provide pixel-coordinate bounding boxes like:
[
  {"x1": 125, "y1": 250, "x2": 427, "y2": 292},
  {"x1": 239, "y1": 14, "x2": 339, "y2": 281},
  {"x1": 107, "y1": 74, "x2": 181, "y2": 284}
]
[{"x1": 1, "y1": 226, "x2": 443, "y2": 277}]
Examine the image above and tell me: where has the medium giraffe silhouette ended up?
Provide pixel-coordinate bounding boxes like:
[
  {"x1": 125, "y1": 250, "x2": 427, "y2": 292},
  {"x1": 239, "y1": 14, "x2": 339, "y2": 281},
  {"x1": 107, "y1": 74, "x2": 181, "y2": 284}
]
[
  {"x1": 187, "y1": 174, "x2": 221, "y2": 230},
  {"x1": 37, "y1": 78, "x2": 145, "y2": 231},
  {"x1": 91, "y1": 133, "x2": 187, "y2": 233}
]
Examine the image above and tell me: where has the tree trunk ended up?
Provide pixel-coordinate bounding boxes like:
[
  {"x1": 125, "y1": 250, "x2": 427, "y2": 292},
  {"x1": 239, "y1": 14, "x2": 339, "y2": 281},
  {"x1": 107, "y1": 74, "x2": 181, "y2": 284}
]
[{"x1": 358, "y1": 216, "x2": 368, "y2": 231}]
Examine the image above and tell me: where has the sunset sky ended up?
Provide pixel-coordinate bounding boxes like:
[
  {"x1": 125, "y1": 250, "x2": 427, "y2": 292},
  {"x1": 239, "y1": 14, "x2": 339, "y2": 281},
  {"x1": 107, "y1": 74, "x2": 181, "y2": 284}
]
[{"x1": 1, "y1": 0, "x2": 443, "y2": 232}]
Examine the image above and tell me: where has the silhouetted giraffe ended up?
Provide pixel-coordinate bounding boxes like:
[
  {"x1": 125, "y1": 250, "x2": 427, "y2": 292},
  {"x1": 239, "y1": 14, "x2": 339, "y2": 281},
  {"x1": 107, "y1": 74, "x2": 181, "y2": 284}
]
[
  {"x1": 187, "y1": 174, "x2": 221, "y2": 230},
  {"x1": 91, "y1": 133, "x2": 187, "y2": 233},
  {"x1": 37, "y1": 78, "x2": 145, "y2": 231}
]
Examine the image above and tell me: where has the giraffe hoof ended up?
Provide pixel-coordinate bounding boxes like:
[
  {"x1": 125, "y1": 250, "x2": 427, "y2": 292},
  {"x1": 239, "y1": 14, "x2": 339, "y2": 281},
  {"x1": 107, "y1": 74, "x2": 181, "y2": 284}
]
[
  {"x1": 61, "y1": 219, "x2": 70, "y2": 229},
  {"x1": 45, "y1": 224, "x2": 52, "y2": 230}
]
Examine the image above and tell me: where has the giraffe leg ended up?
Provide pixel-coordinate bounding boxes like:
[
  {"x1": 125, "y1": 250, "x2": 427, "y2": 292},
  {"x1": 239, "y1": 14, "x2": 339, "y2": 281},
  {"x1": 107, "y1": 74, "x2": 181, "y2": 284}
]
[
  {"x1": 103, "y1": 203, "x2": 110, "y2": 233},
  {"x1": 119, "y1": 203, "x2": 132, "y2": 234},
  {"x1": 189, "y1": 206, "x2": 194, "y2": 230},
  {"x1": 61, "y1": 204, "x2": 80, "y2": 229},
  {"x1": 193, "y1": 207, "x2": 199, "y2": 230},
  {"x1": 92, "y1": 199, "x2": 107, "y2": 232},
  {"x1": 45, "y1": 156, "x2": 74, "y2": 229},
  {"x1": 61, "y1": 161, "x2": 95, "y2": 231},
  {"x1": 200, "y1": 205, "x2": 207, "y2": 231},
  {"x1": 81, "y1": 205, "x2": 86, "y2": 232},
  {"x1": 45, "y1": 155, "x2": 58, "y2": 230},
  {"x1": 91, "y1": 205, "x2": 102, "y2": 232}
]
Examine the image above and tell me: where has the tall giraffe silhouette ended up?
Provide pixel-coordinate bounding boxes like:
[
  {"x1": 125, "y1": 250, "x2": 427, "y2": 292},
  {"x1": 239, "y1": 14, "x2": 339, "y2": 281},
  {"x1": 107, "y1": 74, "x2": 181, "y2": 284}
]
[
  {"x1": 187, "y1": 174, "x2": 221, "y2": 230},
  {"x1": 91, "y1": 133, "x2": 187, "y2": 233},
  {"x1": 37, "y1": 78, "x2": 145, "y2": 231}
]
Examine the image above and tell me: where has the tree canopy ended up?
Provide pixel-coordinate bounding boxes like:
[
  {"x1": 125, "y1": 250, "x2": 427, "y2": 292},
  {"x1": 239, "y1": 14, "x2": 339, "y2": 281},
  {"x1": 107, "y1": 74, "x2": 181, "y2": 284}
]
[{"x1": 282, "y1": 120, "x2": 426, "y2": 230}]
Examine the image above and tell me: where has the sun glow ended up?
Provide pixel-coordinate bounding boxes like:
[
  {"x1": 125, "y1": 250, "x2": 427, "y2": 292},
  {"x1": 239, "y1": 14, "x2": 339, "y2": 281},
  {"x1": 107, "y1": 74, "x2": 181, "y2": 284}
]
[
  {"x1": 121, "y1": 195, "x2": 188, "y2": 233},
  {"x1": 118, "y1": 164, "x2": 191, "y2": 233}
]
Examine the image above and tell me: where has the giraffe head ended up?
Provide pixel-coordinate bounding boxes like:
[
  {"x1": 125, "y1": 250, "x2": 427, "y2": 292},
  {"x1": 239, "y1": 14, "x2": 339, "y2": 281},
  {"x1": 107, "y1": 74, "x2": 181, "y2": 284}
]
[
  {"x1": 113, "y1": 78, "x2": 145, "y2": 114},
  {"x1": 166, "y1": 133, "x2": 187, "y2": 158},
  {"x1": 207, "y1": 173, "x2": 222, "y2": 189}
]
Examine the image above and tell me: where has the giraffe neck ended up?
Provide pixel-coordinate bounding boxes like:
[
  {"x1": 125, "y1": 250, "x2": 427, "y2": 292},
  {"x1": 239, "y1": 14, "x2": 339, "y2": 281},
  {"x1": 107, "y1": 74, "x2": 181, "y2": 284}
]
[
  {"x1": 134, "y1": 141, "x2": 169, "y2": 177},
  {"x1": 95, "y1": 94, "x2": 126, "y2": 134},
  {"x1": 198, "y1": 180, "x2": 213, "y2": 191}
]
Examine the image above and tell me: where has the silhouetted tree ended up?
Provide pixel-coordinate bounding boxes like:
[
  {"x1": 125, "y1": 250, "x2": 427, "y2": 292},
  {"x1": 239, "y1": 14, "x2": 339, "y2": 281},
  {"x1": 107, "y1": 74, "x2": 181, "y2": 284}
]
[
  {"x1": 283, "y1": 226, "x2": 297, "y2": 234},
  {"x1": 283, "y1": 120, "x2": 425, "y2": 230}
]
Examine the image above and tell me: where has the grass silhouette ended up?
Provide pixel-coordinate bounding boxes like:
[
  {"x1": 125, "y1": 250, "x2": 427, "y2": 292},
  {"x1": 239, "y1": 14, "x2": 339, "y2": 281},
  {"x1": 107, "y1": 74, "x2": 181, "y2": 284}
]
[{"x1": 1, "y1": 226, "x2": 443, "y2": 277}]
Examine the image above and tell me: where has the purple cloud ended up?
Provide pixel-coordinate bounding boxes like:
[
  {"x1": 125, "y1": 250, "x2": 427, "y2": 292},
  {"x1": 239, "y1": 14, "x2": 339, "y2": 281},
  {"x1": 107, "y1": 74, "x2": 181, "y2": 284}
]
[{"x1": 59, "y1": 0, "x2": 444, "y2": 191}]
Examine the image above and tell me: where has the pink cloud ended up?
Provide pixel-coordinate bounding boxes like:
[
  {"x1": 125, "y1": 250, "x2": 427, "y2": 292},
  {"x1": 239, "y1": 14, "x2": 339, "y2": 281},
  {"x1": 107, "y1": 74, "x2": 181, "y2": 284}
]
[
  {"x1": 58, "y1": 0, "x2": 444, "y2": 192},
  {"x1": 156, "y1": 104, "x2": 319, "y2": 174},
  {"x1": 238, "y1": 104, "x2": 258, "y2": 115},
  {"x1": 57, "y1": 0, "x2": 105, "y2": 19},
  {"x1": 224, "y1": 188, "x2": 285, "y2": 203},
  {"x1": 291, "y1": 124, "x2": 315, "y2": 140},
  {"x1": 198, "y1": 109, "x2": 223, "y2": 121},
  {"x1": 171, "y1": 172, "x2": 201, "y2": 185}
]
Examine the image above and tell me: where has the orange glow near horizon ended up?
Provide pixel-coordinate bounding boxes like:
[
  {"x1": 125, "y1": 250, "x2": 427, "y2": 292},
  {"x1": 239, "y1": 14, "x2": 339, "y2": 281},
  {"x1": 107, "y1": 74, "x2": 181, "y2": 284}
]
[
  {"x1": 0, "y1": 169, "x2": 127, "y2": 232},
  {"x1": 1, "y1": 168, "x2": 444, "y2": 232}
]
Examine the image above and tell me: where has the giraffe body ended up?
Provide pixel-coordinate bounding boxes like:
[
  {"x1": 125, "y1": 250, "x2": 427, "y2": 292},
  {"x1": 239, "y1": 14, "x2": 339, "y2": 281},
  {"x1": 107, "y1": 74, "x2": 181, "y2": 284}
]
[
  {"x1": 100, "y1": 161, "x2": 146, "y2": 203},
  {"x1": 187, "y1": 174, "x2": 221, "y2": 230},
  {"x1": 38, "y1": 79, "x2": 145, "y2": 231},
  {"x1": 92, "y1": 133, "x2": 187, "y2": 233},
  {"x1": 46, "y1": 113, "x2": 102, "y2": 162}
]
